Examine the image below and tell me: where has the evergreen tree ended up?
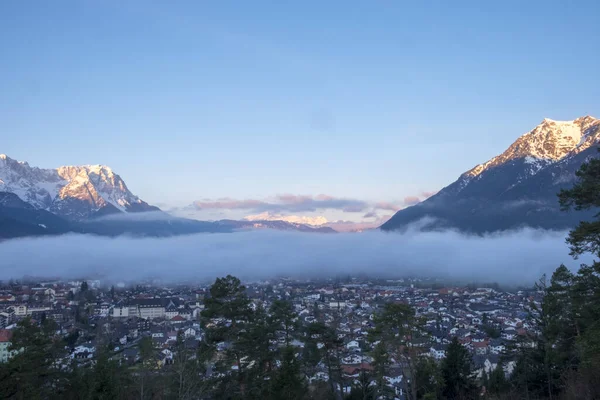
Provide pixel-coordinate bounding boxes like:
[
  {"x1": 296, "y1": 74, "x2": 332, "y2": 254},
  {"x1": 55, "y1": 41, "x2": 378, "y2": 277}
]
[
  {"x1": 201, "y1": 275, "x2": 254, "y2": 398},
  {"x1": 370, "y1": 341, "x2": 392, "y2": 398},
  {"x1": 86, "y1": 348, "x2": 133, "y2": 400},
  {"x1": 369, "y1": 303, "x2": 427, "y2": 400},
  {"x1": 347, "y1": 371, "x2": 376, "y2": 400},
  {"x1": 0, "y1": 317, "x2": 67, "y2": 399},
  {"x1": 415, "y1": 356, "x2": 443, "y2": 400},
  {"x1": 136, "y1": 335, "x2": 160, "y2": 400},
  {"x1": 440, "y1": 337, "x2": 477, "y2": 400},
  {"x1": 487, "y1": 362, "x2": 508, "y2": 396},
  {"x1": 269, "y1": 300, "x2": 299, "y2": 346},
  {"x1": 168, "y1": 330, "x2": 207, "y2": 400},
  {"x1": 306, "y1": 322, "x2": 343, "y2": 398},
  {"x1": 270, "y1": 346, "x2": 306, "y2": 400}
]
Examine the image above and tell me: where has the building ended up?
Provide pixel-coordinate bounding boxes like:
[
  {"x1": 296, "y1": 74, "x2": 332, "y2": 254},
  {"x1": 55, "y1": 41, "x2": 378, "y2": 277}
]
[
  {"x1": 0, "y1": 329, "x2": 17, "y2": 363},
  {"x1": 112, "y1": 299, "x2": 172, "y2": 319},
  {"x1": 137, "y1": 299, "x2": 166, "y2": 319}
]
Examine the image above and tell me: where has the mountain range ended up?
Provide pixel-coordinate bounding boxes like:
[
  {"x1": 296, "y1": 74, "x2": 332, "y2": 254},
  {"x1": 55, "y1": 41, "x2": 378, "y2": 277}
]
[
  {"x1": 0, "y1": 155, "x2": 334, "y2": 238},
  {"x1": 2, "y1": 115, "x2": 598, "y2": 239},
  {"x1": 382, "y1": 116, "x2": 600, "y2": 232}
]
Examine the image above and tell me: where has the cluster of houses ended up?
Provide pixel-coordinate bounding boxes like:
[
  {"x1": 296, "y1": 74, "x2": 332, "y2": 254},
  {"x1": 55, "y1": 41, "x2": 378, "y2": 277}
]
[{"x1": 0, "y1": 277, "x2": 541, "y2": 397}]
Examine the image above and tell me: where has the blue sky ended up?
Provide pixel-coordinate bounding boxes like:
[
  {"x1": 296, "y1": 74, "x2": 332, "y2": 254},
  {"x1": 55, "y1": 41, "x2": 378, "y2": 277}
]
[{"x1": 1, "y1": 1, "x2": 598, "y2": 225}]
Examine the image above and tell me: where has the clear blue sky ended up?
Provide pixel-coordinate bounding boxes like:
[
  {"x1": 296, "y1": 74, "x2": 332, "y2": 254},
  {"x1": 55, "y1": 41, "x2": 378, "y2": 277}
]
[{"x1": 1, "y1": 1, "x2": 598, "y2": 223}]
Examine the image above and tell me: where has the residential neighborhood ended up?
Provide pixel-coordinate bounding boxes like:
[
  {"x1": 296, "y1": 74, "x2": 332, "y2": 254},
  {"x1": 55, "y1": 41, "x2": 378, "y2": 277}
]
[{"x1": 0, "y1": 275, "x2": 539, "y2": 398}]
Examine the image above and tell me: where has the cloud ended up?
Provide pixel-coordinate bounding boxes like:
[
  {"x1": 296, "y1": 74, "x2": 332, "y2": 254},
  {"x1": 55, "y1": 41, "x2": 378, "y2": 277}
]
[
  {"x1": 374, "y1": 190, "x2": 439, "y2": 211},
  {"x1": 193, "y1": 199, "x2": 267, "y2": 210},
  {"x1": 326, "y1": 214, "x2": 393, "y2": 232},
  {"x1": 374, "y1": 202, "x2": 402, "y2": 212},
  {"x1": 193, "y1": 194, "x2": 369, "y2": 213},
  {"x1": 191, "y1": 192, "x2": 440, "y2": 216},
  {"x1": 88, "y1": 211, "x2": 174, "y2": 222},
  {"x1": 421, "y1": 191, "x2": 438, "y2": 199},
  {"x1": 363, "y1": 211, "x2": 378, "y2": 219},
  {"x1": 403, "y1": 196, "x2": 421, "y2": 206},
  {"x1": 0, "y1": 226, "x2": 581, "y2": 285}
]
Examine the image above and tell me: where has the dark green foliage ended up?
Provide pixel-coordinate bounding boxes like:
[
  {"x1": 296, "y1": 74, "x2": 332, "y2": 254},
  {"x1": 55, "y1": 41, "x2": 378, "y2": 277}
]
[
  {"x1": 346, "y1": 371, "x2": 376, "y2": 400},
  {"x1": 306, "y1": 322, "x2": 343, "y2": 398},
  {"x1": 487, "y1": 362, "x2": 508, "y2": 396},
  {"x1": 270, "y1": 346, "x2": 306, "y2": 400},
  {"x1": 482, "y1": 324, "x2": 501, "y2": 339},
  {"x1": 369, "y1": 302, "x2": 427, "y2": 400},
  {"x1": 415, "y1": 356, "x2": 444, "y2": 400},
  {"x1": 559, "y1": 154, "x2": 600, "y2": 258},
  {"x1": 269, "y1": 300, "x2": 299, "y2": 346},
  {"x1": 0, "y1": 317, "x2": 66, "y2": 400},
  {"x1": 502, "y1": 154, "x2": 600, "y2": 400},
  {"x1": 440, "y1": 337, "x2": 478, "y2": 400}
]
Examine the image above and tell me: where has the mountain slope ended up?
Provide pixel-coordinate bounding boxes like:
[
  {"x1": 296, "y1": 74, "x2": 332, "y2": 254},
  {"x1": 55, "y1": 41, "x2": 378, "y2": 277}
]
[
  {"x1": 381, "y1": 116, "x2": 600, "y2": 233},
  {"x1": 0, "y1": 155, "x2": 157, "y2": 220}
]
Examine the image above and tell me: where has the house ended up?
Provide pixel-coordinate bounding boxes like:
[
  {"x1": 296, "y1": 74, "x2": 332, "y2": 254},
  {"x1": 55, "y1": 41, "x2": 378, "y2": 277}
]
[
  {"x1": 430, "y1": 344, "x2": 447, "y2": 360},
  {"x1": 346, "y1": 340, "x2": 360, "y2": 351},
  {"x1": 489, "y1": 339, "x2": 506, "y2": 354},
  {"x1": 170, "y1": 315, "x2": 186, "y2": 325},
  {"x1": 329, "y1": 301, "x2": 347, "y2": 309},
  {"x1": 183, "y1": 326, "x2": 197, "y2": 338},
  {"x1": 122, "y1": 347, "x2": 140, "y2": 365},
  {"x1": 151, "y1": 326, "x2": 166, "y2": 338},
  {"x1": 71, "y1": 342, "x2": 96, "y2": 360},
  {"x1": 473, "y1": 341, "x2": 489, "y2": 355},
  {"x1": 0, "y1": 329, "x2": 17, "y2": 363},
  {"x1": 165, "y1": 300, "x2": 179, "y2": 320}
]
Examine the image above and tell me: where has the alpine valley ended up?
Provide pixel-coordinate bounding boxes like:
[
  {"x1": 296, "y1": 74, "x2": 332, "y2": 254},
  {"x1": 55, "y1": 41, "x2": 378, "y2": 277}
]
[
  {"x1": 382, "y1": 116, "x2": 600, "y2": 233},
  {"x1": 0, "y1": 155, "x2": 334, "y2": 239},
  {"x1": 2, "y1": 115, "x2": 599, "y2": 239}
]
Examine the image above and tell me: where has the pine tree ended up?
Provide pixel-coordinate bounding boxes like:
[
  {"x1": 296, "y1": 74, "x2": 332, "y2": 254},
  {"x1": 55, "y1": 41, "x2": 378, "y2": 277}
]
[
  {"x1": 270, "y1": 346, "x2": 306, "y2": 400},
  {"x1": 201, "y1": 275, "x2": 254, "y2": 398},
  {"x1": 369, "y1": 302, "x2": 427, "y2": 400},
  {"x1": 487, "y1": 362, "x2": 508, "y2": 396},
  {"x1": 306, "y1": 322, "x2": 343, "y2": 398},
  {"x1": 371, "y1": 341, "x2": 392, "y2": 398},
  {"x1": 269, "y1": 300, "x2": 299, "y2": 347},
  {"x1": 0, "y1": 317, "x2": 67, "y2": 399},
  {"x1": 415, "y1": 356, "x2": 443, "y2": 400},
  {"x1": 440, "y1": 337, "x2": 477, "y2": 400}
]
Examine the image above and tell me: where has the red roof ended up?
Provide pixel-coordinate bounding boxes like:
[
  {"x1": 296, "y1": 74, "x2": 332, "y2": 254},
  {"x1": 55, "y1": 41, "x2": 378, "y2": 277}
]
[
  {"x1": 170, "y1": 315, "x2": 185, "y2": 322},
  {"x1": 0, "y1": 329, "x2": 13, "y2": 343}
]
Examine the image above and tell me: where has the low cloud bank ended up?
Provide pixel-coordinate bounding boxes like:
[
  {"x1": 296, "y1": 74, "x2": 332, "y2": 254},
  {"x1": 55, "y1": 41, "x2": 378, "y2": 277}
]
[{"x1": 0, "y1": 228, "x2": 585, "y2": 285}]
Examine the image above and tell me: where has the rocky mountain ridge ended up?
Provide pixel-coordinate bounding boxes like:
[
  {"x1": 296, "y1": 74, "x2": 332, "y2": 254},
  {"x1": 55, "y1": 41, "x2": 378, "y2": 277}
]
[
  {"x1": 0, "y1": 155, "x2": 157, "y2": 220},
  {"x1": 382, "y1": 116, "x2": 600, "y2": 232}
]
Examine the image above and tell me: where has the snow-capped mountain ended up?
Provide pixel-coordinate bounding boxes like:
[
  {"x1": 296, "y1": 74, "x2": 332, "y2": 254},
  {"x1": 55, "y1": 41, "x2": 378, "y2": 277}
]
[
  {"x1": 382, "y1": 116, "x2": 600, "y2": 232},
  {"x1": 0, "y1": 155, "x2": 157, "y2": 220},
  {"x1": 243, "y1": 212, "x2": 328, "y2": 226},
  {"x1": 217, "y1": 219, "x2": 336, "y2": 233},
  {"x1": 0, "y1": 155, "x2": 336, "y2": 238}
]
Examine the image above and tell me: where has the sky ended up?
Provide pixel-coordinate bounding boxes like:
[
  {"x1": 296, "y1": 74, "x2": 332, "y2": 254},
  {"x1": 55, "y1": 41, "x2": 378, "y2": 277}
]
[{"x1": 1, "y1": 0, "x2": 599, "y2": 226}]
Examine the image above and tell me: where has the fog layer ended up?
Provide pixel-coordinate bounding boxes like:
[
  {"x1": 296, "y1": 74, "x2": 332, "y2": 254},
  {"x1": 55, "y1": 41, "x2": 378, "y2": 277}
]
[{"x1": 0, "y1": 226, "x2": 584, "y2": 285}]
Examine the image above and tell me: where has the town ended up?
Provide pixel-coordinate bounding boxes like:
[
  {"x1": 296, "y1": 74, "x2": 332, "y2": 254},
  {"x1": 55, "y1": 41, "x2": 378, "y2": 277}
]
[{"x1": 0, "y1": 274, "x2": 540, "y2": 399}]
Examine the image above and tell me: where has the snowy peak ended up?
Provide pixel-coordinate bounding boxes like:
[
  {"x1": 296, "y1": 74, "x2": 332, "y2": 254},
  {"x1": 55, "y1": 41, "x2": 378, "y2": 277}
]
[
  {"x1": 382, "y1": 115, "x2": 600, "y2": 233},
  {"x1": 243, "y1": 212, "x2": 328, "y2": 226},
  {"x1": 465, "y1": 116, "x2": 600, "y2": 180},
  {"x1": 0, "y1": 155, "x2": 157, "y2": 220}
]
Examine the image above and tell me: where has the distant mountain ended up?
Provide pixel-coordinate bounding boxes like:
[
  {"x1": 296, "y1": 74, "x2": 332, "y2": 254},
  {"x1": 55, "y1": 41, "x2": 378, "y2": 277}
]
[
  {"x1": 381, "y1": 116, "x2": 600, "y2": 233},
  {"x1": 217, "y1": 219, "x2": 337, "y2": 233},
  {"x1": 0, "y1": 155, "x2": 337, "y2": 239},
  {"x1": 0, "y1": 154, "x2": 158, "y2": 221},
  {"x1": 243, "y1": 212, "x2": 329, "y2": 227}
]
